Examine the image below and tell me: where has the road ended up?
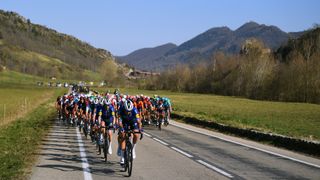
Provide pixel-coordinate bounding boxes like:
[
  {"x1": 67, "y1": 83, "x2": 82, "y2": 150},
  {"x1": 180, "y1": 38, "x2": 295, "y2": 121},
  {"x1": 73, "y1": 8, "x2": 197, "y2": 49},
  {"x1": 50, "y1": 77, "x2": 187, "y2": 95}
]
[{"x1": 31, "y1": 118, "x2": 320, "y2": 180}]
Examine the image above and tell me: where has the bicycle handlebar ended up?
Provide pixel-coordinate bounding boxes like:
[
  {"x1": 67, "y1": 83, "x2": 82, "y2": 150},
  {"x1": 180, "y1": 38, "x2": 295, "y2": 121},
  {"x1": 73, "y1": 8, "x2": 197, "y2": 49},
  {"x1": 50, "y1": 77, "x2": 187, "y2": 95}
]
[{"x1": 125, "y1": 130, "x2": 144, "y2": 140}]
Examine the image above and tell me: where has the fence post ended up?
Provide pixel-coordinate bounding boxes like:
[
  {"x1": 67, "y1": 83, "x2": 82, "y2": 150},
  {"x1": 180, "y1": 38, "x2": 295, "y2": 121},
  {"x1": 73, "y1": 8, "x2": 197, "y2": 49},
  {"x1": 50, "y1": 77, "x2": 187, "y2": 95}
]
[
  {"x1": 3, "y1": 104, "x2": 5, "y2": 125},
  {"x1": 25, "y1": 98, "x2": 27, "y2": 113}
]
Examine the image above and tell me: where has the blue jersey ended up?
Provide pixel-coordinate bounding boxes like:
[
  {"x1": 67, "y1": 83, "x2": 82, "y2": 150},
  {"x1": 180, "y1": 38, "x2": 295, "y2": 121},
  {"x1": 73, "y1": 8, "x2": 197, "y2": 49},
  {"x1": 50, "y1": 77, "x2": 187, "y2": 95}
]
[
  {"x1": 119, "y1": 106, "x2": 140, "y2": 123},
  {"x1": 101, "y1": 104, "x2": 115, "y2": 122},
  {"x1": 89, "y1": 103, "x2": 96, "y2": 113},
  {"x1": 95, "y1": 104, "x2": 103, "y2": 117},
  {"x1": 119, "y1": 106, "x2": 140, "y2": 131}
]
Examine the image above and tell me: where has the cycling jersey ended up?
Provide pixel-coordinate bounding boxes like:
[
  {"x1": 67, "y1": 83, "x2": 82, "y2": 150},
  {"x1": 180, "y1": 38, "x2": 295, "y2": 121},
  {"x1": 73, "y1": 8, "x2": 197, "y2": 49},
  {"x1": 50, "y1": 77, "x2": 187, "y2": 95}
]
[
  {"x1": 101, "y1": 104, "x2": 115, "y2": 126},
  {"x1": 119, "y1": 106, "x2": 140, "y2": 131},
  {"x1": 89, "y1": 103, "x2": 96, "y2": 113},
  {"x1": 144, "y1": 100, "x2": 152, "y2": 110},
  {"x1": 137, "y1": 100, "x2": 144, "y2": 112},
  {"x1": 156, "y1": 103, "x2": 165, "y2": 113},
  {"x1": 78, "y1": 101, "x2": 86, "y2": 112},
  {"x1": 95, "y1": 104, "x2": 103, "y2": 118},
  {"x1": 163, "y1": 99, "x2": 171, "y2": 109}
]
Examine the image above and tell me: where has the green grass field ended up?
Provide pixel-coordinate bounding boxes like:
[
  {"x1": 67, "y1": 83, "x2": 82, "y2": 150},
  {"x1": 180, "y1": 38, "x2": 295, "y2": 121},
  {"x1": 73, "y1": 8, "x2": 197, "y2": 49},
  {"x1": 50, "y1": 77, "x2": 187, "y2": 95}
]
[
  {"x1": 0, "y1": 89, "x2": 63, "y2": 180},
  {"x1": 0, "y1": 70, "x2": 65, "y2": 179},
  {"x1": 0, "y1": 87, "x2": 56, "y2": 127},
  {"x1": 96, "y1": 87, "x2": 320, "y2": 141},
  {"x1": 0, "y1": 70, "x2": 65, "y2": 127},
  {"x1": 0, "y1": 70, "x2": 46, "y2": 86}
]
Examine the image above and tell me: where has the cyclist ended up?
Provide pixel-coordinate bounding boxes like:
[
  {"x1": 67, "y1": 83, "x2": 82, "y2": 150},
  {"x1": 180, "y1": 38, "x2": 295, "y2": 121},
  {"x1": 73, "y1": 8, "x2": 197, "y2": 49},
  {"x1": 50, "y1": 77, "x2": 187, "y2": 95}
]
[
  {"x1": 136, "y1": 97, "x2": 145, "y2": 124},
  {"x1": 163, "y1": 97, "x2": 172, "y2": 124},
  {"x1": 118, "y1": 99, "x2": 142, "y2": 165},
  {"x1": 156, "y1": 98, "x2": 165, "y2": 125},
  {"x1": 55, "y1": 96, "x2": 62, "y2": 119},
  {"x1": 99, "y1": 98, "x2": 116, "y2": 155},
  {"x1": 143, "y1": 96, "x2": 153, "y2": 125},
  {"x1": 77, "y1": 96, "x2": 87, "y2": 126}
]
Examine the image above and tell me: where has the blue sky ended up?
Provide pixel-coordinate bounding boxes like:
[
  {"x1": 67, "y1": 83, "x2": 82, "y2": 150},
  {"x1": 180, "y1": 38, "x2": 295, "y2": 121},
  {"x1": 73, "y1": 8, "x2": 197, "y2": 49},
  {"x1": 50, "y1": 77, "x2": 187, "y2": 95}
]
[{"x1": 0, "y1": 0, "x2": 319, "y2": 55}]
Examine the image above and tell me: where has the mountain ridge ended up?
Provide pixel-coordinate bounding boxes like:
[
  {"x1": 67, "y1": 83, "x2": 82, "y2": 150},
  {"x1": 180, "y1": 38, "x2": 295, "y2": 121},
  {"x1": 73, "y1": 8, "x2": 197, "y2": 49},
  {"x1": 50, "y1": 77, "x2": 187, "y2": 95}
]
[
  {"x1": 118, "y1": 21, "x2": 304, "y2": 71},
  {"x1": 117, "y1": 43, "x2": 177, "y2": 71}
]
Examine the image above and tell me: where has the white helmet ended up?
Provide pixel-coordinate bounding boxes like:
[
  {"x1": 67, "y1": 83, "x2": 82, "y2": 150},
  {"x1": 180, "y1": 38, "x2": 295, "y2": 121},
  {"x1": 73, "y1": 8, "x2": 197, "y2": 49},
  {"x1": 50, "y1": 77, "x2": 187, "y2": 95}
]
[
  {"x1": 104, "y1": 98, "x2": 111, "y2": 105},
  {"x1": 99, "y1": 98, "x2": 104, "y2": 105},
  {"x1": 94, "y1": 98, "x2": 99, "y2": 105},
  {"x1": 124, "y1": 100, "x2": 134, "y2": 112}
]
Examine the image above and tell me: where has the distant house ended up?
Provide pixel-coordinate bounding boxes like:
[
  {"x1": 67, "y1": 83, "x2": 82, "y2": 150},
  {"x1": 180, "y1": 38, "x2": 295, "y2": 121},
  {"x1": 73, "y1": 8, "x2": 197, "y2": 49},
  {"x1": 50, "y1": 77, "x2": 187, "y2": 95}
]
[{"x1": 50, "y1": 76, "x2": 56, "y2": 80}]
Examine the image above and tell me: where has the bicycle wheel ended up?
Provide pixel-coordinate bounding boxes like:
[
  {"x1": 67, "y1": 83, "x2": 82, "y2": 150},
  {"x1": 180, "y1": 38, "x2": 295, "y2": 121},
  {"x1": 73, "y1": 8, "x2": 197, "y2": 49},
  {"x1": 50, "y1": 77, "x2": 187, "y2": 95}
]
[
  {"x1": 83, "y1": 122, "x2": 88, "y2": 138},
  {"x1": 126, "y1": 142, "x2": 133, "y2": 177},
  {"x1": 79, "y1": 118, "x2": 82, "y2": 132},
  {"x1": 104, "y1": 133, "x2": 109, "y2": 163},
  {"x1": 124, "y1": 149, "x2": 128, "y2": 172},
  {"x1": 158, "y1": 119, "x2": 162, "y2": 130},
  {"x1": 164, "y1": 116, "x2": 169, "y2": 127}
]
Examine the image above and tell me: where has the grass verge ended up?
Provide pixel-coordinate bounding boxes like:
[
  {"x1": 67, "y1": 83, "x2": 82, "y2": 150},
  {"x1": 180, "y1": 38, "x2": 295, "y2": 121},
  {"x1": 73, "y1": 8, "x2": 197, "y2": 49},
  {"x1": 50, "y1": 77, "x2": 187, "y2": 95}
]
[
  {"x1": 96, "y1": 87, "x2": 320, "y2": 141},
  {"x1": 0, "y1": 89, "x2": 63, "y2": 180}
]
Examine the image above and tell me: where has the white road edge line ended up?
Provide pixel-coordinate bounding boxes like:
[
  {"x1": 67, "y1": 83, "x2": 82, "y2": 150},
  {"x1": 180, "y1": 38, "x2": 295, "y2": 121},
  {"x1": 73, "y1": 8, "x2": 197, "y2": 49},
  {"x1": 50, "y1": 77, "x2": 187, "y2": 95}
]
[
  {"x1": 197, "y1": 160, "x2": 234, "y2": 178},
  {"x1": 76, "y1": 128, "x2": 93, "y2": 180},
  {"x1": 172, "y1": 122, "x2": 320, "y2": 169},
  {"x1": 144, "y1": 132, "x2": 151, "y2": 137},
  {"x1": 153, "y1": 138, "x2": 169, "y2": 146},
  {"x1": 171, "y1": 146, "x2": 193, "y2": 158}
]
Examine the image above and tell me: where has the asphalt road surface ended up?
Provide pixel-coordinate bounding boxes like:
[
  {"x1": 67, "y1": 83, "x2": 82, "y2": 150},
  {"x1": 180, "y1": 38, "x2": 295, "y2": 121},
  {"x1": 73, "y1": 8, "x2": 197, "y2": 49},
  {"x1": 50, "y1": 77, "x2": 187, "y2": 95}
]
[{"x1": 31, "y1": 118, "x2": 320, "y2": 180}]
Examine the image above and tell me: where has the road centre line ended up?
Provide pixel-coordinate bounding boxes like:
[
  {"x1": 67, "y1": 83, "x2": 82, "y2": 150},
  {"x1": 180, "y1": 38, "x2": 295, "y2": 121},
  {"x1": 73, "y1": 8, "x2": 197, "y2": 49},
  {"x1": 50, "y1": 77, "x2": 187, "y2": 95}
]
[
  {"x1": 171, "y1": 122, "x2": 320, "y2": 169},
  {"x1": 197, "y1": 160, "x2": 234, "y2": 178},
  {"x1": 144, "y1": 132, "x2": 152, "y2": 137},
  {"x1": 171, "y1": 146, "x2": 193, "y2": 158},
  {"x1": 76, "y1": 128, "x2": 93, "y2": 180},
  {"x1": 147, "y1": 131, "x2": 237, "y2": 177},
  {"x1": 153, "y1": 137, "x2": 169, "y2": 146}
]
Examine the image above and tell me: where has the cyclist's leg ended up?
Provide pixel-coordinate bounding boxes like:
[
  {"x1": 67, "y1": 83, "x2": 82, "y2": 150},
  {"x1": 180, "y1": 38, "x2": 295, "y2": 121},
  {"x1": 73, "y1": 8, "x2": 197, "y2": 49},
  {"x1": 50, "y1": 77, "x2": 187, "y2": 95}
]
[
  {"x1": 132, "y1": 119, "x2": 141, "y2": 159},
  {"x1": 107, "y1": 120, "x2": 113, "y2": 154},
  {"x1": 118, "y1": 121, "x2": 126, "y2": 164}
]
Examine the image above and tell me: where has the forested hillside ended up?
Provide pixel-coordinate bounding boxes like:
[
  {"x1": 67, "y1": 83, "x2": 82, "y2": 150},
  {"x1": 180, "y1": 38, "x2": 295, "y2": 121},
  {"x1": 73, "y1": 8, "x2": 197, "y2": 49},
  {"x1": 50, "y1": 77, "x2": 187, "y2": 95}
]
[
  {"x1": 143, "y1": 27, "x2": 320, "y2": 103},
  {"x1": 0, "y1": 10, "x2": 119, "y2": 80}
]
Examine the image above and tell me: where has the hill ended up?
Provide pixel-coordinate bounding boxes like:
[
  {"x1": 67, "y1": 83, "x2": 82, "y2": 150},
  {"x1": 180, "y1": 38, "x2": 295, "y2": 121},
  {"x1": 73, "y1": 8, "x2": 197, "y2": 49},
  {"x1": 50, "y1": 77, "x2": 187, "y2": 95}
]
[
  {"x1": 116, "y1": 43, "x2": 177, "y2": 71},
  {"x1": 143, "y1": 26, "x2": 320, "y2": 103},
  {"x1": 0, "y1": 10, "x2": 118, "y2": 80},
  {"x1": 120, "y1": 22, "x2": 303, "y2": 71}
]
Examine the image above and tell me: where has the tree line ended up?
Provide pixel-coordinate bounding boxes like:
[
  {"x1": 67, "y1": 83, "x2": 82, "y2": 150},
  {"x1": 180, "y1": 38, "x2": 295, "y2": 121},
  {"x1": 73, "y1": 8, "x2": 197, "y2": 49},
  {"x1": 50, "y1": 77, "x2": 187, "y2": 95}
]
[{"x1": 142, "y1": 27, "x2": 320, "y2": 104}]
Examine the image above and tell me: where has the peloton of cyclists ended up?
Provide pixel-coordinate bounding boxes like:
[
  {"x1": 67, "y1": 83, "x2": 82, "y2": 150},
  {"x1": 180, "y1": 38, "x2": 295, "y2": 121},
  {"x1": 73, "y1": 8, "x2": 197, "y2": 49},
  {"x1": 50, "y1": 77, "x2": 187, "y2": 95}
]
[{"x1": 56, "y1": 88, "x2": 172, "y2": 165}]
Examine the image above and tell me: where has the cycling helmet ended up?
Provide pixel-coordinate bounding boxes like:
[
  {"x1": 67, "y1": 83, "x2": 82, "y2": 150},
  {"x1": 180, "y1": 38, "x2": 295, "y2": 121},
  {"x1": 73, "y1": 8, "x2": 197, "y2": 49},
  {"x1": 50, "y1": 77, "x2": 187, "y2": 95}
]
[
  {"x1": 74, "y1": 98, "x2": 79, "y2": 103},
  {"x1": 94, "y1": 98, "x2": 99, "y2": 105},
  {"x1": 124, "y1": 100, "x2": 134, "y2": 112},
  {"x1": 99, "y1": 98, "x2": 104, "y2": 105},
  {"x1": 104, "y1": 98, "x2": 111, "y2": 105}
]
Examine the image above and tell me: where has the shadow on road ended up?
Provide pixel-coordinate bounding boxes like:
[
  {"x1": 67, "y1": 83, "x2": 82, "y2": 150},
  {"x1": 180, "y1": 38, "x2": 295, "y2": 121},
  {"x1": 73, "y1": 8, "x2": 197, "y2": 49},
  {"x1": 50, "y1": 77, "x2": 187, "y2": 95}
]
[{"x1": 34, "y1": 119, "x2": 127, "y2": 178}]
